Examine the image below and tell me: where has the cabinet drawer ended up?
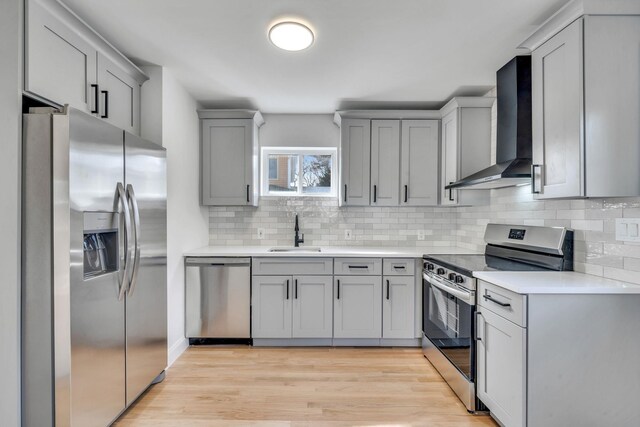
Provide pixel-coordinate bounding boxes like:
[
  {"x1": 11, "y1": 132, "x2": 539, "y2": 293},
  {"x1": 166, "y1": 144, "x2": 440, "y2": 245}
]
[
  {"x1": 252, "y1": 258, "x2": 333, "y2": 276},
  {"x1": 334, "y1": 258, "x2": 382, "y2": 275},
  {"x1": 383, "y1": 258, "x2": 415, "y2": 276},
  {"x1": 478, "y1": 280, "x2": 527, "y2": 327}
]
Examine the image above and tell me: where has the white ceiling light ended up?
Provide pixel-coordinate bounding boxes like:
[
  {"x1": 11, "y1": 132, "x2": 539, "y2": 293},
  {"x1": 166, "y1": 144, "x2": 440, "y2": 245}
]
[{"x1": 269, "y1": 21, "x2": 314, "y2": 51}]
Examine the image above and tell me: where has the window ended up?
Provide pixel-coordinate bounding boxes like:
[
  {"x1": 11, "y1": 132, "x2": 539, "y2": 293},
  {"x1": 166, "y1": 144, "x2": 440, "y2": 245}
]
[{"x1": 262, "y1": 147, "x2": 337, "y2": 197}]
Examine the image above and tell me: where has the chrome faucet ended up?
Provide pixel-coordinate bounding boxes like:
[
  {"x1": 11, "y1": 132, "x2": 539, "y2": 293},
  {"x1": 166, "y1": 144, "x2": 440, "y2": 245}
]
[{"x1": 294, "y1": 213, "x2": 304, "y2": 247}]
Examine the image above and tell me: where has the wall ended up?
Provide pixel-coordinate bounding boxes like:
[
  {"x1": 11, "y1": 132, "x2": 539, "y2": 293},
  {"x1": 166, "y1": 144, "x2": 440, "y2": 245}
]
[
  {"x1": 0, "y1": 0, "x2": 22, "y2": 425},
  {"x1": 210, "y1": 114, "x2": 457, "y2": 248},
  {"x1": 142, "y1": 66, "x2": 209, "y2": 365}
]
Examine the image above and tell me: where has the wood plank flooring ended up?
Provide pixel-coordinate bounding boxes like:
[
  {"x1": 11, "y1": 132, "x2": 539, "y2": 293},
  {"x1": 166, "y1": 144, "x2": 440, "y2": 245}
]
[{"x1": 115, "y1": 346, "x2": 497, "y2": 426}]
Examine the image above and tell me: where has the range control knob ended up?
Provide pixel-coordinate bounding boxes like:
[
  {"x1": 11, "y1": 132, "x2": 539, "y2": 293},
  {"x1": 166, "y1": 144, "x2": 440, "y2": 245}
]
[
  {"x1": 448, "y1": 273, "x2": 456, "y2": 281},
  {"x1": 455, "y1": 275, "x2": 465, "y2": 284},
  {"x1": 436, "y1": 268, "x2": 446, "y2": 275},
  {"x1": 426, "y1": 263, "x2": 435, "y2": 271}
]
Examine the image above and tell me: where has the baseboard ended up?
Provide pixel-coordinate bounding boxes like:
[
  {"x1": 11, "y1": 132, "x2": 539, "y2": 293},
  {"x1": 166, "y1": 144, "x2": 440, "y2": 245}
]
[
  {"x1": 168, "y1": 337, "x2": 188, "y2": 366},
  {"x1": 253, "y1": 338, "x2": 333, "y2": 347}
]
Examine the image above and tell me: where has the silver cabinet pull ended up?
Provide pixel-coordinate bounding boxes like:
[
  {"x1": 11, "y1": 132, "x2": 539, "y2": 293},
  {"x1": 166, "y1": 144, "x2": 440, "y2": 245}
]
[{"x1": 531, "y1": 164, "x2": 541, "y2": 194}]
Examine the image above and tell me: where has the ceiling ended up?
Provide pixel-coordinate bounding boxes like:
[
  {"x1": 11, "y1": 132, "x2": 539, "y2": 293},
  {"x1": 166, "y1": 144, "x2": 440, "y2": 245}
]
[{"x1": 62, "y1": 0, "x2": 567, "y2": 113}]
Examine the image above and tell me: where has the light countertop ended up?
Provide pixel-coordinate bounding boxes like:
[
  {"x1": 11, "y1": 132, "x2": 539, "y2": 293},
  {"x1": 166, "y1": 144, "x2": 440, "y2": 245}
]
[
  {"x1": 184, "y1": 246, "x2": 479, "y2": 258},
  {"x1": 474, "y1": 271, "x2": 640, "y2": 295}
]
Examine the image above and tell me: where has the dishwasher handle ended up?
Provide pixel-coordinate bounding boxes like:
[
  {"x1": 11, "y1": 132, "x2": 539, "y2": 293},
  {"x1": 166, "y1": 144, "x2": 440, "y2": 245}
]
[{"x1": 185, "y1": 257, "x2": 250, "y2": 266}]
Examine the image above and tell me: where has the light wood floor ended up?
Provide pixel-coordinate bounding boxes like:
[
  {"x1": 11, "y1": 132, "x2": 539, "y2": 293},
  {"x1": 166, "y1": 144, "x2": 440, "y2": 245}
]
[{"x1": 115, "y1": 346, "x2": 497, "y2": 426}]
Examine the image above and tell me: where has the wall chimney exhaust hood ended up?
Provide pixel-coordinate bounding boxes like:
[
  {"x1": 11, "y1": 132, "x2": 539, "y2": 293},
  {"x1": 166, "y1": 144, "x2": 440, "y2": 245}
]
[{"x1": 446, "y1": 56, "x2": 532, "y2": 190}]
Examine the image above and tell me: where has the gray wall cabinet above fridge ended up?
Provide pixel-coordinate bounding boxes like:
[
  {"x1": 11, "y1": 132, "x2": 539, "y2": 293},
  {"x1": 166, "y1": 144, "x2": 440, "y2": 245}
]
[
  {"x1": 198, "y1": 110, "x2": 264, "y2": 206},
  {"x1": 24, "y1": 0, "x2": 147, "y2": 135},
  {"x1": 523, "y1": 2, "x2": 640, "y2": 199}
]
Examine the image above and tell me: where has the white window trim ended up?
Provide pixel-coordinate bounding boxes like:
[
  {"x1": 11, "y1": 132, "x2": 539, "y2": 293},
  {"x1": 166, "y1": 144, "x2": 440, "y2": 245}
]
[{"x1": 261, "y1": 147, "x2": 338, "y2": 198}]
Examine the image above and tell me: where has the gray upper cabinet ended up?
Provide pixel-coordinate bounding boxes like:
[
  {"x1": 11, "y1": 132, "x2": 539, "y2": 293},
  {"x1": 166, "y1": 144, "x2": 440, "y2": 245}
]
[
  {"x1": 337, "y1": 113, "x2": 440, "y2": 207},
  {"x1": 401, "y1": 120, "x2": 439, "y2": 206},
  {"x1": 340, "y1": 119, "x2": 371, "y2": 206},
  {"x1": 371, "y1": 120, "x2": 400, "y2": 206},
  {"x1": 97, "y1": 53, "x2": 141, "y2": 135},
  {"x1": 530, "y1": 15, "x2": 640, "y2": 199},
  {"x1": 199, "y1": 111, "x2": 263, "y2": 206},
  {"x1": 440, "y1": 98, "x2": 493, "y2": 206},
  {"x1": 24, "y1": 0, "x2": 147, "y2": 133}
]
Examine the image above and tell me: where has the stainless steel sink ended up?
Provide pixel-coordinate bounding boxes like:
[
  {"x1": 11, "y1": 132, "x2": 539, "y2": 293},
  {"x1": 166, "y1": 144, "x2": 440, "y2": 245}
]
[{"x1": 268, "y1": 247, "x2": 322, "y2": 253}]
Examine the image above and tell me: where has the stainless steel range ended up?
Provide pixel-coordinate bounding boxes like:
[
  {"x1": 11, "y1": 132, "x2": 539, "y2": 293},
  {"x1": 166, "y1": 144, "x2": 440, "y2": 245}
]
[{"x1": 421, "y1": 224, "x2": 573, "y2": 412}]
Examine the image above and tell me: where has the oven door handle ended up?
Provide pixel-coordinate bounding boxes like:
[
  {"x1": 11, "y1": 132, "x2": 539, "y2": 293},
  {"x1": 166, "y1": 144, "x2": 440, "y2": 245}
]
[{"x1": 423, "y1": 272, "x2": 474, "y2": 305}]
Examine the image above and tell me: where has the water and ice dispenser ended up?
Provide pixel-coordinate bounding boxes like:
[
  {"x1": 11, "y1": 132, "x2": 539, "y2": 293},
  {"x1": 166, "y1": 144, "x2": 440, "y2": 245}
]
[{"x1": 83, "y1": 212, "x2": 119, "y2": 279}]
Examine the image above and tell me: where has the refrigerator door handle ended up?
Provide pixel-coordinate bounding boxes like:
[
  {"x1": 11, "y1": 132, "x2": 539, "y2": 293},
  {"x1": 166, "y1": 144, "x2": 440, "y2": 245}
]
[
  {"x1": 117, "y1": 182, "x2": 133, "y2": 301},
  {"x1": 126, "y1": 184, "x2": 141, "y2": 297}
]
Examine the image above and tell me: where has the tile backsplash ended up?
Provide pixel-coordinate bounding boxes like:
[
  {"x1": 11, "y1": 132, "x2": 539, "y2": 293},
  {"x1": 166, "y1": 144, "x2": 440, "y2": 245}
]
[
  {"x1": 209, "y1": 198, "x2": 457, "y2": 248},
  {"x1": 456, "y1": 186, "x2": 640, "y2": 285}
]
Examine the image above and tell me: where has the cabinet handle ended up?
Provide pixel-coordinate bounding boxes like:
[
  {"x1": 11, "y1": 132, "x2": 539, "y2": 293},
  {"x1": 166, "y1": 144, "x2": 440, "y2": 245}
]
[
  {"x1": 286, "y1": 279, "x2": 289, "y2": 300},
  {"x1": 386, "y1": 279, "x2": 390, "y2": 300},
  {"x1": 531, "y1": 164, "x2": 541, "y2": 194},
  {"x1": 448, "y1": 182, "x2": 454, "y2": 202},
  {"x1": 246, "y1": 185, "x2": 250, "y2": 203},
  {"x1": 482, "y1": 294, "x2": 511, "y2": 308},
  {"x1": 393, "y1": 266, "x2": 405, "y2": 270},
  {"x1": 344, "y1": 184, "x2": 347, "y2": 202},
  {"x1": 404, "y1": 185, "x2": 408, "y2": 203},
  {"x1": 373, "y1": 185, "x2": 377, "y2": 203},
  {"x1": 91, "y1": 84, "x2": 99, "y2": 114},
  {"x1": 475, "y1": 312, "x2": 484, "y2": 341},
  {"x1": 295, "y1": 279, "x2": 298, "y2": 299},
  {"x1": 348, "y1": 265, "x2": 368, "y2": 269},
  {"x1": 337, "y1": 280, "x2": 340, "y2": 300},
  {"x1": 101, "y1": 90, "x2": 109, "y2": 119}
]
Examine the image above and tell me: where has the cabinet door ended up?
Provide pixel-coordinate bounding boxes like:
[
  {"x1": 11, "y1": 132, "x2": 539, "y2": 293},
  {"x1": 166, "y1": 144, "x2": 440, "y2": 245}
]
[
  {"x1": 25, "y1": 0, "x2": 98, "y2": 113},
  {"x1": 292, "y1": 276, "x2": 333, "y2": 338},
  {"x1": 334, "y1": 276, "x2": 382, "y2": 339},
  {"x1": 202, "y1": 119, "x2": 254, "y2": 206},
  {"x1": 477, "y1": 308, "x2": 526, "y2": 427},
  {"x1": 532, "y1": 18, "x2": 584, "y2": 199},
  {"x1": 382, "y1": 276, "x2": 415, "y2": 339},
  {"x1": 371, "y1": 120, "x2": 400, "y2": 206},
  {"x1": 401, "y1": 120, "x2": 439, "y2": 206},
  {"x1": 251, "y1": 276, "x2": 292, "y2": 338},
  {"x1": 340, "y1": 119, "x2": 371, "y2": 206},
  {"x1": 441, "y1": 109, "x2": 459, "y2": 205},
  {"x1": 97, "y1": 53, "x2": 141, "y2": 135}
]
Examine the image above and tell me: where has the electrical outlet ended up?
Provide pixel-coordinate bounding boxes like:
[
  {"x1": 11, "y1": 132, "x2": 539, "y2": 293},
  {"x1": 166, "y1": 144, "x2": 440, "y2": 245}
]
[
  {"x1": 257, "y1": 228, "x2": 265, "y2": 240},
  {"x1": 616, "y1": 218, "x2": 640, "y2": 242},
  {"x1": 417, "y1": 230, "x2": 425, "y2": 241},
  {"x1": 344, "y1": 229, "x2": 353, "y2": 240}
]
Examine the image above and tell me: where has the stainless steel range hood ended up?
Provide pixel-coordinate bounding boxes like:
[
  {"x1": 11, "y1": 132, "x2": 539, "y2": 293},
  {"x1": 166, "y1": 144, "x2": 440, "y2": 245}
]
[{"x1": 446, "y1": 56, "x2": 532, "y2": 190}]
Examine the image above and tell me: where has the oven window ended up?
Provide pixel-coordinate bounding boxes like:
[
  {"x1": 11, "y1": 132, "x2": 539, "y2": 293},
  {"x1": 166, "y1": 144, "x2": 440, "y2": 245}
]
[{"x1": 423, "y1": 280, "x2": 474, "y2": 380}]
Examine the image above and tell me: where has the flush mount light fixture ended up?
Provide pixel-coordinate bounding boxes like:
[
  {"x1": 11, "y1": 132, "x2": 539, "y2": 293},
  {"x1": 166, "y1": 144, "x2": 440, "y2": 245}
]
[{"x1": 268, "y1": 21, "x2": 314, "y2": 51}]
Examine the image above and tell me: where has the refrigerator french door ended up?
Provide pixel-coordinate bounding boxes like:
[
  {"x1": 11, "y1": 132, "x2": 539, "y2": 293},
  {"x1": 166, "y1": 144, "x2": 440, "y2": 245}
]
[{"x1": 22, "y1": 107, "x2": 167, "y2": 427}]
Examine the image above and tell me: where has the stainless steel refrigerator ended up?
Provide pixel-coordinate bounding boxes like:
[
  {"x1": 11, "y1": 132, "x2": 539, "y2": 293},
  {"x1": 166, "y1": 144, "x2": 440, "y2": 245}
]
[{"x1": 22, "y1": 106, "x2": 167, "y2": 426}]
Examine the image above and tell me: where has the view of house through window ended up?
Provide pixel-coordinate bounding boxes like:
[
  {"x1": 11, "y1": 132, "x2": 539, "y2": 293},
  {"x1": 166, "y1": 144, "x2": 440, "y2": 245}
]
[{"x1": 262, "y1": 148, "x2": 336, "y2": 197}]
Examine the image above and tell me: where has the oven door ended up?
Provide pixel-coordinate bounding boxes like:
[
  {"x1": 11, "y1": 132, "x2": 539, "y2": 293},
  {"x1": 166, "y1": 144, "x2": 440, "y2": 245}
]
[{"x1": 422, "y1": 271, "x2": 475, "y2": 382}]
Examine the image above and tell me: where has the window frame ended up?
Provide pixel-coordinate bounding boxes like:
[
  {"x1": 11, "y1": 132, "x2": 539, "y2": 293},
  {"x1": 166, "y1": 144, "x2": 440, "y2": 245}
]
[{"x1": 261, "y1": 147, "x2": 338, "y2": 198}]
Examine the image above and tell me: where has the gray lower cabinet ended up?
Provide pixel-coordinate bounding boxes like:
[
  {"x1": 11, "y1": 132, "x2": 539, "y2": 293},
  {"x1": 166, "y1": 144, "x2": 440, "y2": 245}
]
[
  {"x1": 199, "y1": 112, "x2": 263, "y2": 206},
  {"x1": 340, "y1": 119, "x2": 371, "y2": 206},
  {"x1": 382, "y1": 276, "x2": 415, "y2": 339},
  {"x1": 477, "y1": 306, "x2": 526, "y2": 427},
  {"x1": 251, "y1": 276, "x2": 292, "y2": 338},
  {"x1": 531, "y1": 15, "x2": 640, "y2": 199},
  {"x1": 333, "y1": 276, "x2": 382, "y2": 339},
  {"x1": 252, "y1": 275, "x2": 333, "y2": 339}
]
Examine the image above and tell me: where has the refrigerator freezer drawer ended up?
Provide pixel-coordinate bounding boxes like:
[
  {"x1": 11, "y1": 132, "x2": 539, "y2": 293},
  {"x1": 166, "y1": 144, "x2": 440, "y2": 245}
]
[{"x1": 185, "y1": 258, "x2": 251, "y2": 338}]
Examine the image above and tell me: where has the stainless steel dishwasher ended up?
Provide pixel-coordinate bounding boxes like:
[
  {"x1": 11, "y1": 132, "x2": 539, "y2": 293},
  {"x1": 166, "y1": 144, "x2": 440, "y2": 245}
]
[{"x1": 185, "y1": 257, "x2": 251, "y2": 338}]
